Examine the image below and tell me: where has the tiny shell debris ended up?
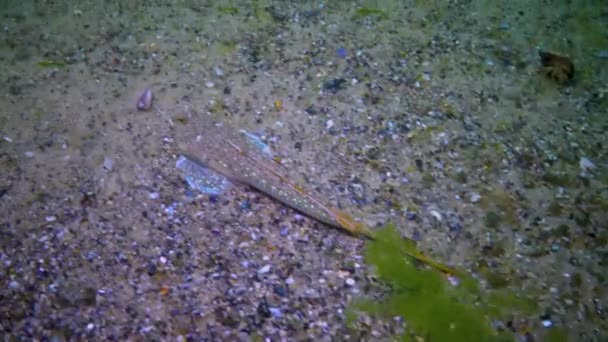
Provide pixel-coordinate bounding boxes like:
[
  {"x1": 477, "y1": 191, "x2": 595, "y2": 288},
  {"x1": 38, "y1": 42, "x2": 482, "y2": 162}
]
[
  {"x1": 136, "y1": 88, "x2": 153, "y2": 111},
  {"x1": 257, "y1": 264, "x2": 271, "y2": 274}
]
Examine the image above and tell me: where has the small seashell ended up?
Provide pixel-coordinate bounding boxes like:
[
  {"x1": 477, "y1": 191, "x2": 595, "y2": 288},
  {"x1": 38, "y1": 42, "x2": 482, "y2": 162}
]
[{"x1": 136, "y1": 88, "x2": 153, "y2": 111}]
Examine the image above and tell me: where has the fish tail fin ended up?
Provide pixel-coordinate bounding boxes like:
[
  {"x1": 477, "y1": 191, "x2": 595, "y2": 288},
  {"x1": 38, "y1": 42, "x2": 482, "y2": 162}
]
[{"x1": 332, "y1": 209, "x2": 374, "y2": 239}]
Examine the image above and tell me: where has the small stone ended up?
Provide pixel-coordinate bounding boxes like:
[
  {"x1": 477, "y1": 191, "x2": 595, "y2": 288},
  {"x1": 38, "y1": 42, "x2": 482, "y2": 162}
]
[
  {"x1": 3, "y1": 136, "x2": 13, "y2": 143},
  {"x1": 269, "y1": 307, "x2": 282, "y2": 318},
  {"x1": 214, "y1": 66, "x2": 224, "y2": 77},
  {"x1": 257, "y1": 264, "x2": 271, "y2": 274},
  {"x1": 469, "y1": 192, "x2": 481, "y2": 203},
  {"x1": 429, "y1": 210, "x2": 442, "y2": 221},
  {"x1": 274, "y1": 285, "x2": 287, "y2": 297},
  {"x1": 159, "y1": 256, "x2": 167, "y2": 264},
  {"x1": 205, "y1": 81, "x2": 215, "y2": 88},
  {"x1": 148, "y1": 192, "x2": 159, "y2": 199},
  {"x1": 345, "y1": 278, "x2": 356, "y2": 287},
  {"x1": 285, "y1": 276, "x2": 294, "y2": 285},
  {"x1": 86, "y1": 323, "x2": 95, "y2": 331},
  {"x1": 24, "y1": 151, "x2": 34, "y2": 158},
  {"x1": 579, "y1": 157, "x2": 596, "y2": 172},
  {"x1": 103, "y1": 157, "x2": 113, "y2": 171},
  {"x1": 326, "y1": 119, "x2": 334, "y2": 130},
  {"x1": 45, "y1": 216, "x2": 56, "y2": 222}
]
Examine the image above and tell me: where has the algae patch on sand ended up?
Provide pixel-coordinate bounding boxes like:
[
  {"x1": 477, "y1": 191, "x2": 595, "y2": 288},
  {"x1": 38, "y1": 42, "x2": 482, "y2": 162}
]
[{"x1": 347, "y1": 224, "x2": 515, "y2": 341}]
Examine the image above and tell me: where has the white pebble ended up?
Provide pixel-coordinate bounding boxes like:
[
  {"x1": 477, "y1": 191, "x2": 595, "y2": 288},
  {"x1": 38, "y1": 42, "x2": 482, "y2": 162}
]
[
  {"x1": 148, "y1": 192, "x2": 159, "y2": 199},
  {"x1": 285, "y1": 276, "x2": 295, "y2": 285},
  {"x1": 579, "y1": 157, "x2": 596, "y2": 171},
  {"x1": 345, "y1": 278, "x2": 356, "y2": 287},
  {"x1": 257, "y1": 264, "x2": 271, "y2": 274},
  {"x1": 45, "y1": 216, "x2": 56, "y2": 222},
  {"x1": 86, "y1": 323, "x2": 95, "y2": 331},
  {"x1": 24, "y1": 151, "x2": 34, "y2": 158},
  {"x1": 103, "y1": 157, "x2": 113, "y2": 171},
  {"x1": 3, "y1": 136, "x2": 12, "y2": 143},
  {"x1": 326, "y1": 119, "x2": 334, "y2": 130},
  {"x1": 469, "y1": 192, "x2": 481, "y2": 203},
  {"x1": 205, "y1": 81, "x2": 215, "y2": 88},
  {"x1": 159, "y1": 256, "x2": 167, "y2": 264},
  {"x1": 429, "y1": 210, "x2": 442, "y2": 221}
]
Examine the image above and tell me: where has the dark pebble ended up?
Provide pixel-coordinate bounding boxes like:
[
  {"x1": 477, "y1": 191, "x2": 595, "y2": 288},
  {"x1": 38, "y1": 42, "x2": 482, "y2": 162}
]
[
  {"x1": 448, "y1": 221, "x2": 463, "y2": 236},
  {"x1": 257, "y1": 299, "x2": 271, "y2": 318},
  {"x1": 147, "y1": 262, "x2": 157, "y2": 276},
  {"x1": 274, "y1": 285, "x2": 287, "y2": 297},
  {"x1": 406, "y1": 211, "x2": 417, "y2": 221},
  {"x1": 239, "y1": 200, "x2": 251, "y2": 210},
  {"x1": 323, "y1": 78, "x2": 347, "y2": 93},
  {"x1": 304, "y1": 105, "x2": 318, "y2": 115}
]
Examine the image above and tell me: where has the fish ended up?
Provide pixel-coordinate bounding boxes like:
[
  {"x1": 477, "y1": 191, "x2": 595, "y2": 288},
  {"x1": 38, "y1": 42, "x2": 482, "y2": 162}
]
[
  {"x1": 176, "y1": 118, "x2": 459, "y2": 275},
  {"x1": 175, "y1": 119, "x2": 373, "y2": 238}
]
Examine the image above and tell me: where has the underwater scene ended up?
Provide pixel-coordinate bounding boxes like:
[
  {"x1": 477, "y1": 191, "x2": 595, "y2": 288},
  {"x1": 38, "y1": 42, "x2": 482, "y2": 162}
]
[{"x1": 0, "y1": 0, "x2": 606, "y2": 341}]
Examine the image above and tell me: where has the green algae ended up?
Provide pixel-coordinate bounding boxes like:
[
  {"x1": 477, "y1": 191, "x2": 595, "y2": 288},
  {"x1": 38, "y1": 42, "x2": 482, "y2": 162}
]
[
  {"x1": 353, "y1": 7, "x2": 388, "y2": 20},
  {"x1": 37, "y1": 60, "x2": 65, "y2": 68},
  {"x1": 348, "y1": 224, "x2": 514, "y2": 341},
  {"x1": 217, "y1": 6, "x2": 238, "y2": 15}
]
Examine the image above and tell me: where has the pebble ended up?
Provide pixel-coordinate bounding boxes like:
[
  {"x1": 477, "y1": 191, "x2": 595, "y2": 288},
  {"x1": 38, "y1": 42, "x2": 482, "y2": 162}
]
[
  {"x1": 257, "y1": 264, "x2": 271, "y2": 274},
  {"x1": 3, "y1": 136, "x2": 12, "y2": 143},
  {"x1": 274, "y1": 285, "x2": 287, "y2": 297},
  {"x1": 579, "y1": 157, "x2": 596, "y2": 172},
  {"x1": 595, "y1": 50, "x2": 608, "y2": 58},
  {"x1": 103, "y1": 157, "x2": 113, "y2": 171},
  {"x1": 405, "y1": 211, "x2": 417, "y2": 221},
  {"x1": 214, "y1": 66, "x2": 224, "y2": 77},
  {"x1": 326, "y1": 119, "x2": 334, "y2": 130},
  {"x1": 429, "y1": 210, "x2": 442, "y2": 221},
  {"x1": 469, "y1": 192, "x2": 481, "y2": 203},
  {"x1": 285, "y1": 276, "x2": 295, "y2": 285},
  {"x1": 205, "y1": 81, "x2": 215, "y2": 88},
  {"x1": 24, "y1": 151, "x2": 34, "y2": 158},
  {"x1": 45, "y1": 216, "x2": 57, "y2": 222},
  {"x1": 269, "y1": 307, "x2": 283, "y2": 318},
  {"x1": 345, "y1": 278, "x2": 356, "y2": 287}
]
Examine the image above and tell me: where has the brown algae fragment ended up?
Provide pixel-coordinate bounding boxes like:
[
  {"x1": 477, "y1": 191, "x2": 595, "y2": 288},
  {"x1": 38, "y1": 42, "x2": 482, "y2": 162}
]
[{"x1": 539, "y1": 51, "x2": 574, "y2": 84}]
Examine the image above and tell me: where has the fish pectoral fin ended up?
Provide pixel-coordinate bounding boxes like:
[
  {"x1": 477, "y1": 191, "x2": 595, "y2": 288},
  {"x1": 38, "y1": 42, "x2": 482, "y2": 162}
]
[{"x1": 176, "y1": 156, "x2": 232, "y2": 195}]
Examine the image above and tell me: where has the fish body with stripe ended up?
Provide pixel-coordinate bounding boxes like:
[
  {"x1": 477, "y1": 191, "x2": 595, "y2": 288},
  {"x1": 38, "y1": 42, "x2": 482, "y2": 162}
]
[{"x1": 176, "y1": 121, "x2": 372, "y2": 238}]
